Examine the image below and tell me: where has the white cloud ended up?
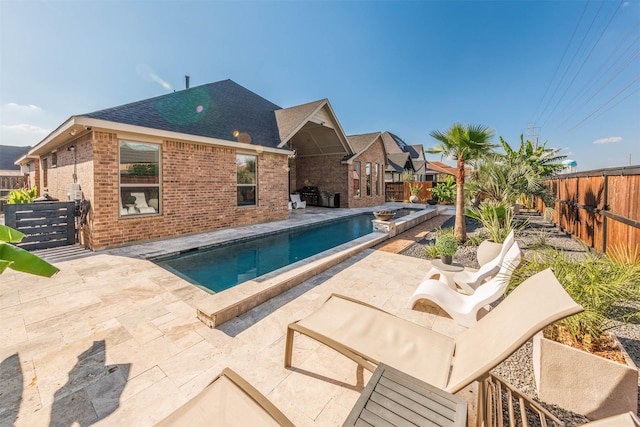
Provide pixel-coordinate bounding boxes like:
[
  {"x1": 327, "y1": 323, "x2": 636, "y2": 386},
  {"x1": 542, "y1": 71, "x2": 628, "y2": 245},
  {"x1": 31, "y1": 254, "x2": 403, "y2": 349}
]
[
  {"x1": 4, "y1": 103, "x2": 43, "y2": 112},
  {"x1": 593, "y1": 136, "x2": 622, "y2": 145},
  {"x1": 0, "y1": 124, "x2": 49, "y2": 134}
]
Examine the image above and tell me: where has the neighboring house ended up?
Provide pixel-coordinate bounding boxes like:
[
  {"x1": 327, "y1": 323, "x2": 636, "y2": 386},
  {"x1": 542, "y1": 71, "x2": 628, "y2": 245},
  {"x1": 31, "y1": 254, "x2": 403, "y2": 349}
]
[
  {"x1": 15, "y1": 79, "x2": 387, "y2": 250},
  {"x1": 380, "y1": 131, "x2": 435, "y2": 182},
  {"x1": 426, "y1": 161, "x2": 468, "y2": 180},
  {"x1": 346, "y1": 132, "x2": 387, "y2": 207},
  {"x1": 0, "y1": 145, "x2": 31, "y2": 202}
]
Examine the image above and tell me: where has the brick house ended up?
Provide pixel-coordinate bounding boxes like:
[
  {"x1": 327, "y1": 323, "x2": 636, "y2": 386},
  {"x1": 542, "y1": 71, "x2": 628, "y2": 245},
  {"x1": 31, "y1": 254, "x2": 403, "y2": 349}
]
[{"x1": 15, "y1": 80, "x2": 387, "y2": 250}]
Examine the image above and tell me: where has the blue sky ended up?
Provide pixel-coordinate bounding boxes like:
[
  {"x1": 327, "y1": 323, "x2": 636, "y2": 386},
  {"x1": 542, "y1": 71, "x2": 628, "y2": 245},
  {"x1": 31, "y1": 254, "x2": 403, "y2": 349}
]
[{"x1": 1, "y1": 0, "x2": 638, "y2": 171}]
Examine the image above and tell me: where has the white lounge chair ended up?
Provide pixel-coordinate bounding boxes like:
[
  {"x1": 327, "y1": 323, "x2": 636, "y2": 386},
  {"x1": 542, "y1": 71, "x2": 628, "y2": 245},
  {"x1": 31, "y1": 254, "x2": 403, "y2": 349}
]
[
  {"x1": 453, "y1": 230, "x2": 516, "y2": 293},
  {"x1": 131, "y1": 192, "x2": 157, "y2": 214},
  {"x1": 289, "y1": 194, "x2": 306, "y2": 209},
  {"x1": 285, "y1": 267, "x2": 582, "y2": 394},
  {"x1": 408, "y1": 242, "x2": 522, "y2": 327}
]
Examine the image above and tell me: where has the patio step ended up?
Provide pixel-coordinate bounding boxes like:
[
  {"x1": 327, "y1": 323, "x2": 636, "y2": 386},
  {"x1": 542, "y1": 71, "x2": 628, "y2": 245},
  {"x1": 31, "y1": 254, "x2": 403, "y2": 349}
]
[{"x1": 31, "y1": 244, "x2": 95, "y2": 264}]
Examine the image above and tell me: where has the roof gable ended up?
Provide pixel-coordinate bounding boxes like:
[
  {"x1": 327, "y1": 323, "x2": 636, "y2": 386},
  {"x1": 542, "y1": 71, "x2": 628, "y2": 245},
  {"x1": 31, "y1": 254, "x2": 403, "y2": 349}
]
[
  {"x1": 347, "y1": 132, "x2": 382, "y2": 154},
  {"x1": 386, "y1": 152, "x2": 412, "y2": 173},
  {"x1": 81, "y1": 79, "x2": 283, "y2": 148},
  {"x1": 274, "y1": 100, "x2": 325, "y2": 143},
  {"x1": 275, "y1": 99, "x2": 353, "y2": 157}
]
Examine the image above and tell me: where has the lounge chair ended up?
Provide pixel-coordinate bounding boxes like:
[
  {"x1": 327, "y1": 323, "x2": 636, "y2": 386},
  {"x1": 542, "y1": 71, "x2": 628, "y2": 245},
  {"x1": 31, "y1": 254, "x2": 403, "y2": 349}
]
[
  {"x1": 155, "y1": 368, "x2": 294, "y2": 427},
  {"x1": 284, "y1": 268, "x2": 583, "y2": 394},
  {"x1": 131, "y1": 192, "x2": 157, "y2": 214},
  {"x1": 290, "y1": 193, "x2": 306, "y2": 209},
  {"x1": 453, "y1": 230, "x2": 515, "y2": 293},
  {"x1": 586, "y1": 412, "x2": 640, "y2": 426},
  {"x1": 421, "y1": 230, "x2": 515, "y2": 293},
  {"x1": 407, "y1": 242, "x2": 522, "y2": 327}
]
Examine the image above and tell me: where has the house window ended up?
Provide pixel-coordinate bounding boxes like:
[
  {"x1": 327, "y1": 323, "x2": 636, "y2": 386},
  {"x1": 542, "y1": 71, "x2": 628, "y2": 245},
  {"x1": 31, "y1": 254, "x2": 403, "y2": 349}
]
[
  {"x1": 375, "y1": 164, "x2": 380, "y2": 195},
  {"x1": 51, "y1": 151, "x2": 57, "y2": 168},
  {"x1": 119, "y1": 141, "x2": 160, "y2": 217},
  {"x1": 353, "y1": 162, "x2": 361, "y2": 197},
  {"x1": 365, "y1": 163, "x2": 371, "y2": 196},
  {"x1": 42, "y1": 158, "x2": 48, "y2": 188},
  {"x1": 237, "y1": 154, "x2": 256, "y2": 206}
]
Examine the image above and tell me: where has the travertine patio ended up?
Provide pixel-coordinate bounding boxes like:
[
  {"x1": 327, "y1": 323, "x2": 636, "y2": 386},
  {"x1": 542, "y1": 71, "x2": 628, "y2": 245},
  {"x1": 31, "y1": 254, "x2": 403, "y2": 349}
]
[{"x1": 0, "y1": 238, "x2": 466, "y2": 426}]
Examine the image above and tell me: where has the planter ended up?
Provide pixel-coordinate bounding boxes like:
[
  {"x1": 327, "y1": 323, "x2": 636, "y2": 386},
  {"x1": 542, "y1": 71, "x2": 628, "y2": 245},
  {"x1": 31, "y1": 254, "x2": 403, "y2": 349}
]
[
  {"x1": 427, "y1": 199, "x2": 438, "y2": 206},
  {"x1": 373, "y1": 211, "x2": 396, "y2": 221},
  {"x1": 532, "y1": 331, "x2": 638, "y2": 420},
  {"x1": 440, "y1": 255, "x2": 453, "y2": 265},
  {"x1": 476, "y1": 239, "x2": 502, "y2": 266},
  {"x1": 409, "y1": 195, "x2": 419, "y2": 203}
]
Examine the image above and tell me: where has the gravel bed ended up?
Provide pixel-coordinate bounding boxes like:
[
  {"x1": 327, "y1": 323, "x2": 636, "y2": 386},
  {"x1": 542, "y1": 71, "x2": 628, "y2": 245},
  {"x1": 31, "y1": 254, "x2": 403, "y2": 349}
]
[{"x1": 399, "y1": 211, "x2": 639, "y2": 425}]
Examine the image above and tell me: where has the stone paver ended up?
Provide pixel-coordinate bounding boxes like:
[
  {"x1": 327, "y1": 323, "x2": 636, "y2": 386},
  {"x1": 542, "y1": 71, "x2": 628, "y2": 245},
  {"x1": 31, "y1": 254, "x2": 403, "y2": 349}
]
[{"x1": 0, "y1": 206, "x2": 465, "y2": 426}]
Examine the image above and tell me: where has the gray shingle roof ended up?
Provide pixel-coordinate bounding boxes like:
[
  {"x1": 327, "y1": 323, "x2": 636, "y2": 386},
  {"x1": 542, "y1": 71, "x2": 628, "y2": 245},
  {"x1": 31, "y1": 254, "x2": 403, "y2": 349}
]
[
  {"x1": 0, "y1": 145, "x2": 30, "y2": 170},
  {"x1": 274, "y1": 99, "x2": 326, "y2": 144},
  {"x1": 347, "y1": 132, "x2": 380, "y2": 153},
  {"x1": 386, "y1": 152, "x2": 412, "y2": 172},
  {"x1": 81, "y1": 79, "x2": 283, "y2": 148}
]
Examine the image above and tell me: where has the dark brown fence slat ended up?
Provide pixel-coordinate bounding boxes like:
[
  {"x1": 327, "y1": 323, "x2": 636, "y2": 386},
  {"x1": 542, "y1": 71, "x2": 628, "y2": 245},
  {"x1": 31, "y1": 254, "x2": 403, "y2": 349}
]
[
  {"x1": 4, "y1": 202, "x2": 76, "y2": 250},
  {"x1": 541, "y1": 166, "x2": 639, "y2": 254}
]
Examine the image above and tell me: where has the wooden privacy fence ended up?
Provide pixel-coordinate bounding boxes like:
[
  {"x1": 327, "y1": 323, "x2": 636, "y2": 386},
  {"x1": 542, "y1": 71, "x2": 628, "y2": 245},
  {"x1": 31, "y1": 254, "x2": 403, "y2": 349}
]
[
  {"x1": 385, "y1": 182, "x2": 434, "y2": 202},
  {"x1": 4, "y1": 201, "x2": 76, "y2": 250},
  {"x1": 536, "y1": 166, "x2": 640, "y2": 254}
]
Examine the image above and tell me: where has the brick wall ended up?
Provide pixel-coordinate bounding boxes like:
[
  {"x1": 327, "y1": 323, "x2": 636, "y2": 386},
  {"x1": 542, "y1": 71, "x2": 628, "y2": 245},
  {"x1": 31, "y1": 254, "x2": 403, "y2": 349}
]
[
  {"x1": 348, "y1": 139, "x2": 386, "y2": 208},
  {"x1": 42, "y1": 133, "x2": 94, "y2": 202},
  {"x1": 294, "y1": 154, "x2": 348, "y2": 206},
  {"x1": 84, "y1": 132, "x2": 289, "y2": 250}
]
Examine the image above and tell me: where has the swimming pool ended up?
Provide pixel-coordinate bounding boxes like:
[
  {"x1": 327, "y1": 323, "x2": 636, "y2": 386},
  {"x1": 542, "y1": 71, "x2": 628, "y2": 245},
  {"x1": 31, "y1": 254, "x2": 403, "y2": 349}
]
[{"x1": 154, "y1": 213, "x2": 375, "y2": 293}]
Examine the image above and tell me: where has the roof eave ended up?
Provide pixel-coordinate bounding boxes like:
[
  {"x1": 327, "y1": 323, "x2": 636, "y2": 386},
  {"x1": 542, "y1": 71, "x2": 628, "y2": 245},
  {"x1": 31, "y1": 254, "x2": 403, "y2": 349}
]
[{"x1": 29, "y1": 117, "x2": 293, "y2": 157}]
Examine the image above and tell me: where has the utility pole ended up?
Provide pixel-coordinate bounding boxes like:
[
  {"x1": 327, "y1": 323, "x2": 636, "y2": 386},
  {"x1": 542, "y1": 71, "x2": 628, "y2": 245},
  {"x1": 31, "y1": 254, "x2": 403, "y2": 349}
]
[{"x1": 527, "y1": 123, "x2": 541, "y2": 149}]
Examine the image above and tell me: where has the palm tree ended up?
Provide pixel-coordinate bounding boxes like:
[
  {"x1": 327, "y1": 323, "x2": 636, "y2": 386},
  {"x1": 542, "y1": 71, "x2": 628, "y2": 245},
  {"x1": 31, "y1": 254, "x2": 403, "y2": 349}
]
[
  {"x1": 428, "y1": 123, "x2": 496, "y2": 242},
  {"x1": 500, "y1": 135, "x2": 566, "y2": 176}
]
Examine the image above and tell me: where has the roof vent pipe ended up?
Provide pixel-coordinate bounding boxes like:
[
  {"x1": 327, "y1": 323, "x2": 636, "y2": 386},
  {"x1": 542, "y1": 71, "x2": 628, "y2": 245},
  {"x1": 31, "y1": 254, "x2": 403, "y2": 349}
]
[{"x1": 185, "y1": 75, "x2": 190, "y2": 89}]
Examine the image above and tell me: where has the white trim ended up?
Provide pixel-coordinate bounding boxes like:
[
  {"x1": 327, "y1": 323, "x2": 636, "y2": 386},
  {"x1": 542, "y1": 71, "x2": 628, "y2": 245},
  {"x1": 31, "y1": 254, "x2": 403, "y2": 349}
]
[{"x1": 28, "y1": 116, "x2": 293, "y2": 158}]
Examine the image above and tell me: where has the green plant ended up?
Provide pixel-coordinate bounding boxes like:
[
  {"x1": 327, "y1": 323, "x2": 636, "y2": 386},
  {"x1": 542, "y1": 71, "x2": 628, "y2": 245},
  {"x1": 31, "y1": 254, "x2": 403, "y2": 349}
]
[
  {"x1": 466, "y1": 233, "x2": 487, "y2": 246},
  {"x1": 127, "y1": 195, "x2": 137, "y2": 204},
  {"x1": 401, "y1": 170, "x2": 414, "y2": 182},
  {"x1": 424, "y1": 243, "x2": 439, "y2": 258},
  {"x1": 465, "y1": 199, "x2": 524, "y2": 243},
  {"x1": 435, "y1": 235, "x2": 458, "y2": 256},
  {"x1": 7, "y1": 187, "x2": 37, "y2": 204},
  {"x1": 408, "y1": 182, "x2": 421, "y2": 196},
  {"x1": 507, "y1": 245, "x2": 640, "y2": 352},
  {"x1": 430, "y1": 176, "x2": 455, "y2": 204},
  {"x1": 0, "y1": 224, "x2": 59, "y2": 277}
]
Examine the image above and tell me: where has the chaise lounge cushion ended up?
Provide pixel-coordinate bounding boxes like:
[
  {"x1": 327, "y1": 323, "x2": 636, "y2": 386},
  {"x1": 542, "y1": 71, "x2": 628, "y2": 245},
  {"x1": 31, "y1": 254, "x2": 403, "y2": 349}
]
[
  {"x1": 285, "y1": 268, "x2": 583, "y2": 394},
  {"x1": 156, "y1": 368, "x2": 293, "y2": 427}
]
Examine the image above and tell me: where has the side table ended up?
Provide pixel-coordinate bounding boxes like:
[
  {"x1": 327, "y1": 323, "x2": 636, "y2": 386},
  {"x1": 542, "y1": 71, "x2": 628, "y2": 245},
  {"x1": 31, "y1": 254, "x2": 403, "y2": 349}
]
[
  {"x1": 430, "y1": 259, "x2": 464, "y2": 290},
  {"x1": 343, "y1": 363, "x2": 467, "y2": 426}
]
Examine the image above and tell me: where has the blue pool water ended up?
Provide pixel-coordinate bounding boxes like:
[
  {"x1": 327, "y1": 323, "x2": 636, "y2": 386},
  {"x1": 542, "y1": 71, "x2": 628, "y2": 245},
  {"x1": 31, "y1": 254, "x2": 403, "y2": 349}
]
[{"x1": 154, "y1": 213, "x2": 375, "y2": 293}]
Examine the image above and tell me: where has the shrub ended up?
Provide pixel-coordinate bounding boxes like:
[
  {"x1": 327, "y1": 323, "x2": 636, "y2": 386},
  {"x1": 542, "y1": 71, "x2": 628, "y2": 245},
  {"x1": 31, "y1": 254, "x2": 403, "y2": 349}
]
[
  {"x1": 430, "y1": 176, "x2": 455, "y2": 203},
  {"x1": 507, "y1": 245, "x2": 640, "y2": 351},
  {"x1": 435, "y1": 235, "x2": 458, "y2": 256},
  {"x1": 465, "y1": 199, "x2": 525, "y2": 243},
  {"x1": 7, "y1": 187, "x2": 37, "y2": 204}
]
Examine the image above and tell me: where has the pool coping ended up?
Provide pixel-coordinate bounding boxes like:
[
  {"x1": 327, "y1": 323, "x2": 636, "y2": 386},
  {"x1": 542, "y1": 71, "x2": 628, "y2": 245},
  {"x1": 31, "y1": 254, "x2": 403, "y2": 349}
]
[{"x1": 196, "y1": 207, "x2": 444, "y2": 328}]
